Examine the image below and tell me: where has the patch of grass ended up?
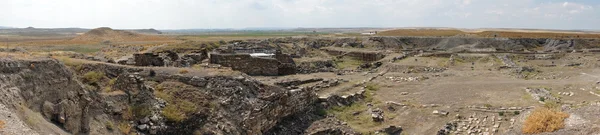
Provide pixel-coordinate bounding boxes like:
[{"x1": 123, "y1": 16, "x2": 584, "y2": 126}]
[
  {"x1": 315, "y1": 107, "x2": 328, "y2": 116},
  {"x1": 484, "y1": 104, "x2": 493, "y2": 108},
  {"x1": 327, "y1": 103, "x2": 382, "y2": 132},
  {"x1": 84, "y1": 84, "x2": 96, "y2": 91},
  {"x1": 522, "y1": 93, "x2": 533, "y2": 100},
  {"x1": 59, "y1": 45, "x2": 104, "y2": 54},
  {"x1": 365, "y1": 83, "x2": 380, "y2": 91},
  {"x1": 102, "y1": 87, "x2": 113, "y2": 93},
  {"x1": 325, "y1": 82, "x2": 385, "y2": 133},
  {"x1": 154, "y1": 83, "x2": 198, "y2": 122},
  {"x1": 543, "y1": 101, "x2": 560, "y2": 109},
  {"x1": 522, "y1": 108, "x2": 569, "y2": 134},
  {"x1": 453, "y1": 57, "x2": 466, "y2": 64},
  {"x1": 436, "y1": 57, "x2": 450, "y2": 67},
  {"x1": 108, "y1": 78, "x2": 117, "y2": 86},
  {"x1": 162, "y1": 105, "x2": 186, "y2": 122},
  {"x1": 83, "y1": 71, "x2": 105, "y2": 84},
  {"x1": 0, "y1": 120, "x2": 4, "y2": 129},
  {"x1": 154, "y1": 90, "x2": 171, "y2": 101},
  {"x1": 334, "y1": 57, "x2": 364, "y2": 69},
  {"x1": 132, "y1": 105, "x2": 151, "y2": 119},
  {"x1": 162, "y1": 99, "x2": 197, "y2": 122},
  {"x1": 378, "y1": 29, "x2": 465, "y2": 37},
  {"x1": 364, "y1": 83, "x2": 380, "y2": 103},
  {"x1": 54, "y1": 56, "x2": 84, "y2": 68},
  {"x1": 122, "y1": 107, "x2": 133, "y2": 120},
  {"x1": 522, "y1": 70, "x2": 540, "y2": 80},
  {"x1": 102, "y1": 78, "x2": 117, "y2": 93},
  {"x1": 105, "y1": 121, "x2": 114, "y2": 131},
  {"x1": 179, "y1": 69, "x2": 189, "y2": 74},
  {"x1": 118, "y1": 122, "x2": 131, "y2": 135},
  {"x1": 192, "y1": 64, "x2": 203, "y2": 70}
]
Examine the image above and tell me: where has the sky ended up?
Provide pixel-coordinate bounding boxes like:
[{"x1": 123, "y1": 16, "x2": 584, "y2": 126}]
[{"x1": 1, "y1": 0, "x2": 599, "y2": 30}]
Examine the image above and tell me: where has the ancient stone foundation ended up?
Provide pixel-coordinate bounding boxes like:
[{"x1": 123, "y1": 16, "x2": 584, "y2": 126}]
[{"x1": 209, "y1": 53, "x2": 296, "y2": 76}]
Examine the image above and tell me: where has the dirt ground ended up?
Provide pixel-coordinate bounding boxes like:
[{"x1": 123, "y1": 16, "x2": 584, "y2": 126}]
[{"x1": 271, "y1": 52, "x2": 600, "y2": 134}]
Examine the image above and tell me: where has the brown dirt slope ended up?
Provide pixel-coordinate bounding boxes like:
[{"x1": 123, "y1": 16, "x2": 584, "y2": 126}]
[{"x1": 71, "y1": 27, "x2": 169, "y2": 42}]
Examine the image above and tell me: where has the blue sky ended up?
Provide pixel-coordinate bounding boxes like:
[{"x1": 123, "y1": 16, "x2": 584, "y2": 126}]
[{"x1": 1, "y1": 0, "x2": 599, "y2": 29}]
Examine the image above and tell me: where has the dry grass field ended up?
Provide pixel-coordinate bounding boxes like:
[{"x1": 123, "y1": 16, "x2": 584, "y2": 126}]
[
  {"x1": 378, "y1": 28, "x2": 600, "y2": 38},
  {"x1": 377, "y1": 29, "x2": 466, "y2": 37}
]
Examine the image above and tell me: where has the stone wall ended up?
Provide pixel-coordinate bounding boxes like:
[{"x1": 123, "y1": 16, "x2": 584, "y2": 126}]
[
  {"x1": 133, "y1": 53, "x2": 165, "y2": 66},
  {"x1": 124, "y1": 51, "x2": 207, "y2": 67},
  {"x1": 322, "y1": 48, "x2": 386, "y2": 62},
  {"x1": 296, "y1": 60, "x2": 336, "y2": 74},
  {"x1": 209, "y1": 53, "x2": 296, "y2": 76}
]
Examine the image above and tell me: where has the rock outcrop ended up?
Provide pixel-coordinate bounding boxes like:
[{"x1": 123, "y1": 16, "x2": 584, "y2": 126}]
[
  {"x1": 0, "y1": 57, "x2": 317, "y2": 134},
  {"x1": 209, "y1": 52, "x2": 297, "y2": 76},
  {"x1": 0, "y1": 58, "x2": 98, "y2": 134},
  {"x1": 118, "y1": 51, "x2": 207, "y2": 67}
]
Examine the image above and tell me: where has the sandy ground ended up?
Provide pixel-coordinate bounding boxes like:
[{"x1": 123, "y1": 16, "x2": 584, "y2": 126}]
[{"x1": 272, "y1": 52, "x2": 600, "y2": 134}]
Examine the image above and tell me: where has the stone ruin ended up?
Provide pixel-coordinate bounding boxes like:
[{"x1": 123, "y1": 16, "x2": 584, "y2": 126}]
[
  {"x1": 117, "y1": 50, "x2": 207, "y2": 67},
  {"x1": 209, "y1": 46, "x2": 296, "y2": 76},
  {"x1": 322, "y1": 48, "x2": 386, "y2": 62}
]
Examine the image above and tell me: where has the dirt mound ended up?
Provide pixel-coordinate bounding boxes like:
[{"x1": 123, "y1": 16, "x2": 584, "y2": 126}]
[
  {"x1": 71, "y1": 27, "x2": 168, "y2": 42},
  {"x1": 130, "y1": 28, "x2": 163, "y2": 34}
]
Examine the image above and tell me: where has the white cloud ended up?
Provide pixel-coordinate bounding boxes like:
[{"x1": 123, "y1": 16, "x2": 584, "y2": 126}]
[
  {"x1": 485, "y1": 10, "x2": 504, "y2": 15},
  {"x1": 0, "y1": 0, "x2": 598, "y2": 29}
]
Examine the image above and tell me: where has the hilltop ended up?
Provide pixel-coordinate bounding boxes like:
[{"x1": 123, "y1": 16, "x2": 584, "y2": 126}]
[
  {"x1": 129, "y1": 28, "x2": 163, "y2": 35},
  {"x1": 71, "y1": 27, "x2": 169, "y2": 42}
]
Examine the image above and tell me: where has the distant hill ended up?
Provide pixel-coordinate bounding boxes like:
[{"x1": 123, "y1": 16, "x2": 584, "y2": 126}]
[
  {"x1": 128, "y1": 28, "x2": 163, "y2": 35},
  {"x1": 71, "y1": 27, "x2": 169, "y2": 42},
  {"x1": 0, "y1": 27, "x2": 88, "y2": 36}
]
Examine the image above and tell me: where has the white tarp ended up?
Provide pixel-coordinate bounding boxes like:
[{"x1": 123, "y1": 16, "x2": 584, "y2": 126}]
[{"x1": 249, "y1": 53, "x2": 275, "y2": 57}]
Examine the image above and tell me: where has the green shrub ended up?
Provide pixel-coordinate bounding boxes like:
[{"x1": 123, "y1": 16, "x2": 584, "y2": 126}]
[
  {"x1": 179, "y1": 69, "x2": 189, "y2": 74},
  {"x1": 365, "y1": 83, "x2": 379, "y2": 91},
  {"x1": 0, "y1": 120, "x2": 5, "y2": 129},
  {"x1": 83, "y1": 71, "x2": 104, "y2": 84},
  {"x1": 132, "y1": 105, "x2": 151, "y2": 119},
  {"x1": 108, "y1": 78, "x2": 117, "y2": 86},
  {"x1": 499, "y1": 112, "x2": 505, "y2": 116},
  {"x1": 162, "y1": 105, "x2": 186, "y2": 122},
  {"x1": 544, "y1": 101, "x2": 560, "y2": 109},
  {"x1": 154, "y1": 82, "x2": 199, "y2": 122},
  {"x1": 522, "y1": 108, "x2": 569, "y2": 134},
  {"x1": 159, "y1": 96, "x2": 197, "y2": 122},
  {"x1": 105, "y1": 121, "x2": 114, "y2": 131},
  {"x1": 102, "y1": 87, "x2": 113, "y2": 93},
  {"x1": 118, "y1": 122, "x2": 131, "y2": 134},
  {"x1": 315, "y1": 108, "x2": 328, "y2": 116}
]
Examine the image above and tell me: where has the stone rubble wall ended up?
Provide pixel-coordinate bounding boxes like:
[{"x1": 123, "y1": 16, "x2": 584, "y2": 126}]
[
  {"x1": 296, "y1": 60, "x2": 336, "y2": 74},
  {"x1": 122, "y1": 51, "x2": 207, "y2": 67},
  {"x1": 78, "y1": 62, "x2": 315, "y2": 134},
  {"x1": 209, "y1": 53, "x2": 296, "y2": 76},
  {"x1": 322, "y1": 48, "x2": 386, "y2": 62}
]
